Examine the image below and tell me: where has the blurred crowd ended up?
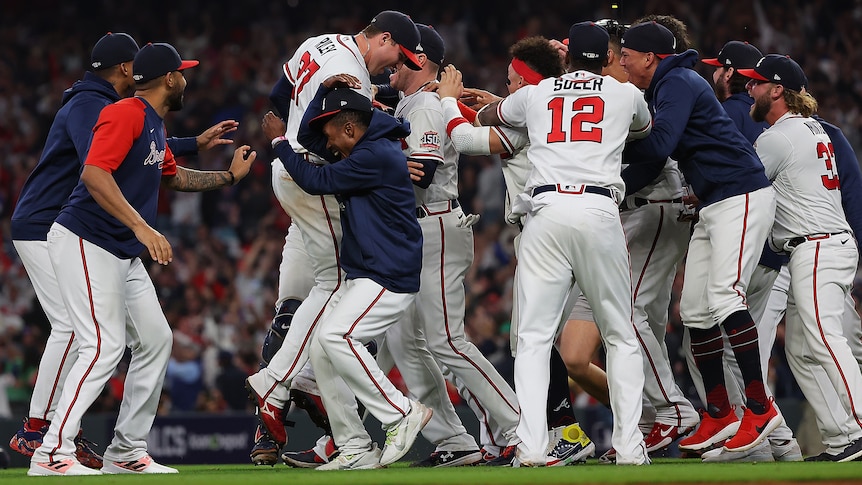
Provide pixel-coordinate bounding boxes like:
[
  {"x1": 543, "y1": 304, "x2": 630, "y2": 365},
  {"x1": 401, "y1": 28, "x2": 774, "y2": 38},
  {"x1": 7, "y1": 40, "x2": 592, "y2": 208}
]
[{"x1": 1, "y1": 0, "x2": 861, "y2": 418}]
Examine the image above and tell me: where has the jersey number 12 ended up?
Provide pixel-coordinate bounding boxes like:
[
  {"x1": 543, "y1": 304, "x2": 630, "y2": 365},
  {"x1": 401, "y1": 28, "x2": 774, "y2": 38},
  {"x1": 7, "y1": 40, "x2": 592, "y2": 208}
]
[{"x1": 546, "y1": 96, "x2": 605, "y2": 144}]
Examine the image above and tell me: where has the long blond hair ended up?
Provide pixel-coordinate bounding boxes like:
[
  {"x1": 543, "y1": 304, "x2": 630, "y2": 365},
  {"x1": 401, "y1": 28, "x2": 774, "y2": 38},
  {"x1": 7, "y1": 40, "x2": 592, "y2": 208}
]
[{"x1": 784, "y1": 88, "x2": 818, "y2": 117}]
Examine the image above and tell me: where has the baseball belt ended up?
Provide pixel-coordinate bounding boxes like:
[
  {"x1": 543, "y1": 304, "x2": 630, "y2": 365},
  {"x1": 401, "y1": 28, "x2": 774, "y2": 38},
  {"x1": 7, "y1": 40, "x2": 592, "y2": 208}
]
[
  {"x1": 531, "y1": 184, "x2": 612, "y2": 199},
  {"x1": 416, "y1": 199, "x2": 460, "y2": 219},
  {"x1": 786, "y1": 231, "x2": 849, "y2": 248}
]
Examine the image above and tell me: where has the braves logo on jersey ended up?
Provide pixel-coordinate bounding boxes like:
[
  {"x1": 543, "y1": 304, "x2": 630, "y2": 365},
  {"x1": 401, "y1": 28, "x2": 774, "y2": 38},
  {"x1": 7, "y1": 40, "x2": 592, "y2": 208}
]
[{"x1": 143, "y1": 140, "x2": 166, "y2": 169}]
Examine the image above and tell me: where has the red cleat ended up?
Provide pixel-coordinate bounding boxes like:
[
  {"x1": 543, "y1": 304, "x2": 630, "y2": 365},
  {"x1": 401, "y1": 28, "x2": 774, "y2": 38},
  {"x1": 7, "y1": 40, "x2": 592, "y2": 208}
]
[
  {"x1": 678, "y1": 408, "x2": 740, "y2": 452},
  {"x1": 723, "y1": 398, "x2": 783, "y2": 452},
  {"x1": 245, "y1": 379, "x2": 287, "y2": 447},
  {"x1": 643, "y1": 422, "x2": 695, "y2": 453}
]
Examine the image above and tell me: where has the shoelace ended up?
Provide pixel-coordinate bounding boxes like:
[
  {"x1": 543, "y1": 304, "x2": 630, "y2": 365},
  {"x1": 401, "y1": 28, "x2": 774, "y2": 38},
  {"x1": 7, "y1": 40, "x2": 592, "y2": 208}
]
[{"x1": 385, "y1": 428, "x2": 398, "y2": 445}]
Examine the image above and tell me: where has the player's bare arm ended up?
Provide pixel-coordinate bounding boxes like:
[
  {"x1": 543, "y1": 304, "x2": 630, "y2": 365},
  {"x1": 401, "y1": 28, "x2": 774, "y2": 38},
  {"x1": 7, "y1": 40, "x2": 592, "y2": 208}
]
[
  {"x1": 476, "y1": 100, "x2": 503, "y2": 126},
  {"x1": 461, "y1": 88, "x2": 503, "y2": 112},
  {"x1": 163, "y1": 145, "x2": 256, "y2": 192},
  {"x1": 196, "y1": 119, "x2": 239, "y2": 151},
  {"x1": 80, "y1": 165, "x2": 173, "y2": 265}
]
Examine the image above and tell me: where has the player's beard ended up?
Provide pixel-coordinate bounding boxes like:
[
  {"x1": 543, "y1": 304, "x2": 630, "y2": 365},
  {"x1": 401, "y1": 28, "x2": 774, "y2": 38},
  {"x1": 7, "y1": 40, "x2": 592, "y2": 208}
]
[
  {"x1": 750, "y1": 94, "x2": 771, "y2": 123},
  {"x1": 167, "y1": 84, "x2": 184, "y2": 112}
]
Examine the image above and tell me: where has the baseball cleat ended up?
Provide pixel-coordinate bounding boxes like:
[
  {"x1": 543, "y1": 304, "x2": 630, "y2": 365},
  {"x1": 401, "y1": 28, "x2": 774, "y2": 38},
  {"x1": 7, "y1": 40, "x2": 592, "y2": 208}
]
[
  {"x1": 101, "y1": 454, "x2": 178, "y2": 474},
  {"x1": 678, "y1": 407, "x2": 740, "y2": 452},
  {"x1": 28, "y1": 459, "x2": 102, "y2": 476},
  {"x1": 547, "y1": 423, "x2": 595, "y2": 466},
  {"x1": 283, "y1": 436, "x2": 338, "y2": 468},
  {"x1": 316, "y1": 443, "x2": 382, "y2": 471},
  {"x1": 805, "y1": 439, "x2": 862, "y2": 462},
  {"x1": 9, "y1": 418, "x2": 49, "y2": 457},
  {"x1": 245, "y1": 378, "x2": 287, "y2": 448},
  {"x1": 250, "y1": 426, "x2": 280, "y2": 466},
  {"x1": 643, "y1": 422, "x2": 695, "y2": 454},
  {"x1": 380, "y1": 401, "x2": 433, "y2": 466},
  {"x1": 483, "y1": 444, "x2": 516, "y2": 466},
  {"x1": 478, "y1": 446, "x2": 501, "y2": 463},
  {"x1": 410, "y1": 450, "x2": 483, "y2": 467},
  {"x1": 702, "y1": 439, "x2": 773, "y2": 462},
  {"x1": 723, "y1": 399, "x2": 782, "y2": 452},
  {"x1": 770, "y1": 438, "x2": 803, "y2": 461}
]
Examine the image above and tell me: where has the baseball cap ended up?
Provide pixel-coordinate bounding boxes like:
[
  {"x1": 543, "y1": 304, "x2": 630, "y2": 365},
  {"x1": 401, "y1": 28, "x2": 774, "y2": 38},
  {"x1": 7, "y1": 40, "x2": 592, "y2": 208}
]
[
  {"x1": 621, "y1": 21, "x2": 676, "y2": 58},
  {"x1": 594, "y1": 18, "x2": 630, "y2": 39},
  {"x1": 568, "y1": 21, "x2": 610, "y2": 61},
  {"x1": 416, "y1": 24, "x2": 445, "y2": 66},
  {"x1": 133, "y1": 43, "x2": 199, "y2": 84},
  {"x1": 90, "y1": 32, "x2": 139, "y2": 71},
  {"x1": 370, "y1": 10, "x2": 423, "y2": 71},
  {"x1": 308, "y1": 88, "x2": 373, "y2": 130},
  {"x1": 702, "y1": 41, "x2": 763, "y2": 68},
  {"x1": 737, "y1": 54, "x2": 806, "y2": 92}
]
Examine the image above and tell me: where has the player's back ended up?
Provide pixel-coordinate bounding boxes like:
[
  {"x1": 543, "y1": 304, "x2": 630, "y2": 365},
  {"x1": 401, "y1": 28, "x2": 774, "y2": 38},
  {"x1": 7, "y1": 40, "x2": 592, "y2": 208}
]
[
  {"x1": 502, "y1": 70, "x2": 650, "y2": 196},
  {"x1": 283, "y1": 34, "x2": 372, "y2": 156},
  {"x1": 756, "y1": 113, "x2": 849, "y2": 243}
]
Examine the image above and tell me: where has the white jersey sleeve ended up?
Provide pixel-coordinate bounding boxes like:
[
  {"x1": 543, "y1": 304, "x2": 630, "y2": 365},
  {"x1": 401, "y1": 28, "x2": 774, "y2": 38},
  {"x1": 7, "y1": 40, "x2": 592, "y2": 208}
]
[
  {"x1": 628, "y1": 86, "x2": 653, "y2": 141},
  {"x1": 283, "y1": 34, "x2": 371, "y2": 155},
  {"x1": 496, "y1": 86, "x2": 532, "y2": 129},
  {"x1": 753, "y1": 127, "x2": 792, "y2": 181}
]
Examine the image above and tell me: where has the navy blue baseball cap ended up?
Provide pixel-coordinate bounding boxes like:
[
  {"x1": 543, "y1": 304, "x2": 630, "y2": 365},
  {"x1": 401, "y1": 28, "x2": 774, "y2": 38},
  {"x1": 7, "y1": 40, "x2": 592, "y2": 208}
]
[
  {"x1": 738, "y1": 54, "x2": 806, "y2": 92},
  {"x1": 308, "y1": 88, "x2": 373, "y2": 130},
  {"x1": 568, "y1": 21, "x2": 610, "y2": 61},
  {"x1": 133, "y1": 42, "x2": 199, "y2": 84},
  {"x1": 621, "y1": 21, "x2": 676, "y2": 58},
  {"x1": 90, "y1": 32, "x2": 139, "y2": 71},
  {"x1": 370, "y1": 10, "x2": 423, "y2": 71},
  {"x1": 702, "y1": 41, "x2": 763, "y2": 69},
  {"x1": 416, "y1": 24, "x2": 445, "y2": 66}
]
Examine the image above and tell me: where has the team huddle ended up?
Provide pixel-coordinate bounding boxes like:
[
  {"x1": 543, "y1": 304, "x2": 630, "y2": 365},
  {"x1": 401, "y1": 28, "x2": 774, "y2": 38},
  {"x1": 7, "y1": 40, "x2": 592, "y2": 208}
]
[{"x1": 7, "y1": 7, "x2": 862, "y2": 476}]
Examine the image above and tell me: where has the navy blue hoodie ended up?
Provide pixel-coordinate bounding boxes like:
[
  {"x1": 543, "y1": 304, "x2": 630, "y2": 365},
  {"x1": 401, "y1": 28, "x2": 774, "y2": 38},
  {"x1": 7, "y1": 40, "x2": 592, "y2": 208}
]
[
  {"x1": 624, "y1": 50, "x2": 770, "y2": 206},
  {"x1": 11, "y1": 72, "x2": 197, "y2": 241},
  {"x1": 274, "y1": 86, "x2": 422, "y2": 293}
]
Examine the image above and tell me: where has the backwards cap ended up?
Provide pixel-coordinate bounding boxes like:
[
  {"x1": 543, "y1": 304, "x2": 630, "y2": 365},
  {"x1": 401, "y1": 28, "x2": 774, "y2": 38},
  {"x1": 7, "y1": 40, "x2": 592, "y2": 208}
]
[{"x1": 621, "y1": 21, "x2": 676, "y2": 58}]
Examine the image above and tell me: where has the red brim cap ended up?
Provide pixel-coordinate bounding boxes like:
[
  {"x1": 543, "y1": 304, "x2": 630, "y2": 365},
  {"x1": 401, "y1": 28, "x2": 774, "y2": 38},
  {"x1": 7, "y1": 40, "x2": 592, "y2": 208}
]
[
  {"x1": 399, "y1": 45, "x2": 423, "y2": 71},
  {"x1": 178, "y1": 60, "x2": 199, "y2": 70},
  {"x1": 701, "y1": 58, "x2": 723, "y2": 66},
  {"x1": 736, "y1": 68, "x2": 768, "y2": 81},
  {"x1": 308, "y1": 110, "x2": 341, "y2": 130}
]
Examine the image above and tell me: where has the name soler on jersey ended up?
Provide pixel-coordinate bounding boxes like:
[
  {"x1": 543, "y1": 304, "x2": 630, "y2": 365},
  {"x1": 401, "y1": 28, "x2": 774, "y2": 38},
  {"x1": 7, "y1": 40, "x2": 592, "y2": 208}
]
[{"x1": 553, "y1": 77, "x2": 603, "y2": 91}]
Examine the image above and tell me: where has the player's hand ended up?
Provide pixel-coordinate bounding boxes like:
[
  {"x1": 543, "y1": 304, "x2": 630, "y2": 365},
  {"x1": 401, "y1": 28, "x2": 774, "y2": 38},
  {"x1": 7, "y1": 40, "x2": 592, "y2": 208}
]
[
  {"x1": 549, "y1": 39, "x2": 569, "y2": 62},
  {"x1": 196, "y1": 120, "x2": 238, "y2": 151},
  {"x1": 422, "y1": 80, "x2": 439, "y2": 92},
  {"x1": 438, "y1": 65, "x2": 464, "y2": 100},
  {"x1": 460, "y1": 87, "x2": 502, "y2": 111},
  {"x1": 261, "y1": 111, "x2": 286, "y2": 141},
  {"x1": 372, "y1": 99, "x2": 395, "y2": 115},
  {"x1": 135, "y1": 225, "x2": 173, "y2": 265},
  {"x1": 227, "y1": 145, "x2": 257, "y2": 183},
  {"x1": 407, "y1": 160, "x2": 425, "y2": 181},
  {"x1": 457, "y1": 212, "x2": 481, "y2": 228},
  {"x1": 323, "y1": 73, "x2": 362, "y2": 89}
]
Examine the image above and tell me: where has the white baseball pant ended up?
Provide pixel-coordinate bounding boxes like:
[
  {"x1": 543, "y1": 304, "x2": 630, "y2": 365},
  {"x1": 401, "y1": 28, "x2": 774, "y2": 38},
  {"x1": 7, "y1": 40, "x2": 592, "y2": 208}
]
[{"x1": 33, "y1": 223, "x2": 172, "y2": 464}]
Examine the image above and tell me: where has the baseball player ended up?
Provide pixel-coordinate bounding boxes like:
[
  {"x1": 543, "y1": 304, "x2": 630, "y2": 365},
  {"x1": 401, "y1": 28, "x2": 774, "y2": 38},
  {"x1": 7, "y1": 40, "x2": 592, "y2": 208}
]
[
  {"x1": 691, "y1": 40, "x2": 802, "y2": 463},
  {"x1": 477, "y1": 22, "x2": 652, "y2": 466},
  {"x1": 437, "y1": 36, "x2": 596, "y2": 466},
  {"x1": 28, "y1": 42, "x2": 256, "y2": 476},
  {"x1": 264, "y1": 75, "x2": 432, "y2": 470},
  {"x1": 740, "y1": 55, "x2": 862, "y2": 462},
  {"x1": 552, "y1": 17, "x2": 699, "y2": 463},
  {"x1": 9, "y1": 32, "x2": 236, "y2": 469},
  {"x1": 244, "y1": 10, "x2": 424, "y2": 451},
  {"x1": 620, "y1": 21, "x2": 781, "y2": 454},
  {"x1": 373, "y1": 23, "x2": 503, "y2": 468}
]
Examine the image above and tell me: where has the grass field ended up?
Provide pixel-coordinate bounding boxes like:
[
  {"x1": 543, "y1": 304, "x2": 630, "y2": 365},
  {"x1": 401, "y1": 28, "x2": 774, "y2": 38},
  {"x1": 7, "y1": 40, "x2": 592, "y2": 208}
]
[{"x1": 2, "y1": 460, "x2": 862, "y2": 484}]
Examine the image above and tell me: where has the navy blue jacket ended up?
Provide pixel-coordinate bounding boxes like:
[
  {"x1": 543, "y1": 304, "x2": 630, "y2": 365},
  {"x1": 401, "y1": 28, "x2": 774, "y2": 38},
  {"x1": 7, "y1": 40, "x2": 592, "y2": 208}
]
[
  {"x1": 624, "y1": 50, "x2": 770, "y2": 206},
  {"x1": 11, "y1": 72, "x2": 197, "y2": 241},
  {"x1": 816, "y1": 115, "x2": 862, "y2": 255},
  {"x1": 274, "y1": 86, "x2": 422, "y2": 293}
]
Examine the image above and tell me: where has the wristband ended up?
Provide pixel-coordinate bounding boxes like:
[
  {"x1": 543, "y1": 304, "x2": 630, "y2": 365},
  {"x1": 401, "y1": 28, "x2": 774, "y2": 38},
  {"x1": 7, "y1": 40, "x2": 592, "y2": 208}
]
[
  {"x1": 271, "y1": 136, "x2": 287, "y2": 148},
  {"x1": 227, "y1": 170, "x2": 236, "y2": 186}
]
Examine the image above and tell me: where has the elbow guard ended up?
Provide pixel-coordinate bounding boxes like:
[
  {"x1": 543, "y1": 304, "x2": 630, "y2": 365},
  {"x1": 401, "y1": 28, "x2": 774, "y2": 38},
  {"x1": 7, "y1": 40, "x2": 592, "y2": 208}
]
[{"x1": 441, "y1": 97, "x2": 491, "y2": 155}]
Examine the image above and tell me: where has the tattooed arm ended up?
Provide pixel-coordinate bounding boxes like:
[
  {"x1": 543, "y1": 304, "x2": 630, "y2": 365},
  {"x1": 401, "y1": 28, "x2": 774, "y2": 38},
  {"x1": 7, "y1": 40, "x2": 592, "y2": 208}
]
[{"x1": 162, "y1": 145, "x2": 257, "y2": 192}]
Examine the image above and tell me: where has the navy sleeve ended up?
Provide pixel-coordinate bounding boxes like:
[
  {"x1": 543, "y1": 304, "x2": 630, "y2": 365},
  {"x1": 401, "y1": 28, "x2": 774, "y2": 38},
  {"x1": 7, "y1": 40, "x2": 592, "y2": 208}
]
[
  {"x1": 823, "y1": 119, "x2": 862, "y2": 245},
  {"x1": 296, "y1": 85, "x2": 340, "y2": 163},
  {"x1": 270, "y1": 76, "x2": 294, "y2": 120},
  {"x1": 626, "y1": 77, "x2": 695, "y2": 163},
  {"x1": 65, "y1": 97, "x2": 107, "y2": 164},
  {"x1": 166, "y1": 137, "x2": 198, "y2": 157},
  {"x1": 411, "y1": 158, "x2": 439, "y2": 189},
  {"x1": 274, "y1": 143, "x2": 381, "y2": 195},
  {"x1": 621, "y1": 144, "x2": 666, "y2": 196},
  {"x1": 374, "y1": 83, "x2": 399, "y2": 99}
]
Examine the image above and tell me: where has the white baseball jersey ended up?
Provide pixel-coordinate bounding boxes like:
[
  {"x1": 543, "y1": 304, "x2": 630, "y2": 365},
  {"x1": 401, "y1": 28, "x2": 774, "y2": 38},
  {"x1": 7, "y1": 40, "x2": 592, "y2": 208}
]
[
  {"x1": 754, "y1": 112, "x2": 851, "y2": 246},
  {"x1": 283, "y1": 34, "x2": 373, "y2": 159},
  {"x1": 498, "y1": 71, "x2": 652, "y2": 199},
  {"x1": 395, "y1": 90, "x2": 458, "y2": 205},
  {"x1": 495, "y1": 127, "x2": 531, "y2": 225}
]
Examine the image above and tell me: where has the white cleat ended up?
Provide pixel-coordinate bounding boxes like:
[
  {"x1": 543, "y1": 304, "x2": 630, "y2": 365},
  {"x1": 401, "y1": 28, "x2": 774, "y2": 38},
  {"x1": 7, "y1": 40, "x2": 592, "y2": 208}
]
[
  {"x1": 101, "y1": 454, "x2": 178, "y2": 474},
  {"x1": 702, "y1": 439, "x2": 774, "y2": 463},
  {"x1": 380, "y1": 401, "x2": 433, "y2": 466},
  {"x1": 317, "y1": 443, "x2": 382, "y2": 471},
  {"x1": 28, "y1": 459, "x2": 103, "y2": 476}
]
